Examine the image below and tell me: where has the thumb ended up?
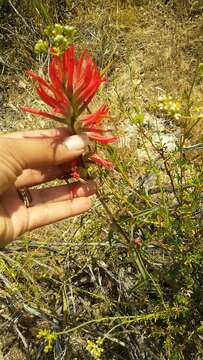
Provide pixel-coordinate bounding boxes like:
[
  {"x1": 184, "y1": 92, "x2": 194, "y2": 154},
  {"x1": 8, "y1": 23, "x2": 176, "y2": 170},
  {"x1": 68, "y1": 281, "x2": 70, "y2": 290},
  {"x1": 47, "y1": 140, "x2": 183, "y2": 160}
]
[{"x1": 0, "y1": 134, "x2": 88, "y2": 195}]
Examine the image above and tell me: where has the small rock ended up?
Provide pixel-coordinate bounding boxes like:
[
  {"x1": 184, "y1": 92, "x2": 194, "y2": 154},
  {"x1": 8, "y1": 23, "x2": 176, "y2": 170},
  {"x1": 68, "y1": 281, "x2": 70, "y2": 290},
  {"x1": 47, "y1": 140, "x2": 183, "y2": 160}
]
[{"x1": 18, "y1": 80, "x2": 27, "y2": 89}]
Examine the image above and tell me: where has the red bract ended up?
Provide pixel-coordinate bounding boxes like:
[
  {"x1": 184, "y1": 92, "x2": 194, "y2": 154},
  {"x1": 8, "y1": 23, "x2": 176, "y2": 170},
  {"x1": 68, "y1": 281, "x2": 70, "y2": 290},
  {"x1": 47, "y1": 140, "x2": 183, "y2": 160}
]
[
  {"x1": 89, "y1": 154, "x2": 115, "y2": 170},
  {"x1": 80, "y1": 105, "x2": 109, "y2": 126},
  {"x1": 79, "y1": 105, "x2": 118, "y2": 144},
  {"x1": 70, "y1": 159, "x2": 81, "y2": 179},
  {"x1": 21, "y1": 45, "x2": 118, "y2": 177}
]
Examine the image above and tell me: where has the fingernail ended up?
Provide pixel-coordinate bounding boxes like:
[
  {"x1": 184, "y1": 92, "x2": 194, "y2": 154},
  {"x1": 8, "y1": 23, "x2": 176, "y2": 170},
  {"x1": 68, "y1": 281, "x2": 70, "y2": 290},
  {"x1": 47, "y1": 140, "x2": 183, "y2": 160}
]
[{"x1": 63, "y1": 134, "x2": 89, "y2": 151}]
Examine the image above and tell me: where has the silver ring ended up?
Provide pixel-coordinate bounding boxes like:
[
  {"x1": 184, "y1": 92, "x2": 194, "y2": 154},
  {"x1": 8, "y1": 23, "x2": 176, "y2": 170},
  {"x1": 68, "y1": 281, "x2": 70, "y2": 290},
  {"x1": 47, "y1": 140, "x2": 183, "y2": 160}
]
[{"x1": 17, "y1": 187, "x2": 32, "y2": 208}]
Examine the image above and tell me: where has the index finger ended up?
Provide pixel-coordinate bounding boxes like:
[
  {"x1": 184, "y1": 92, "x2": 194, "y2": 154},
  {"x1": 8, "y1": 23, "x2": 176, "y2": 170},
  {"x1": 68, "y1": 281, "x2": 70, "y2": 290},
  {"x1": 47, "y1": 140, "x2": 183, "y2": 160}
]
[
  {"x1": 0, "y1": 134, "x2": 89, "y2": 195},
  {"x1": 3, "y1": 127, "x2": 71, "y2": 139}
]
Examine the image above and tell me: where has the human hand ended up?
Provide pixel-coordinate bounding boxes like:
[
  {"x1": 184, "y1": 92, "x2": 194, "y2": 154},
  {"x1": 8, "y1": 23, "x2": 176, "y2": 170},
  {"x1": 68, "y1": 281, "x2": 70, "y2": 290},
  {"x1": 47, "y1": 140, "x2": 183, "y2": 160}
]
[{"x1": 0, "y1": 128, "x2": 96, "y2": 247}]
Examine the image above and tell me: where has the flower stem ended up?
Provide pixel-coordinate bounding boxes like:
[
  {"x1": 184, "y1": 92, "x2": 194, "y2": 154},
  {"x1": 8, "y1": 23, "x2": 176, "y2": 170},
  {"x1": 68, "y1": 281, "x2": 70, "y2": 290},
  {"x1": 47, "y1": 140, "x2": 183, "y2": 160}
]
[{"x1": 96, "y1": 190, "x2": 148, "y2": 281}]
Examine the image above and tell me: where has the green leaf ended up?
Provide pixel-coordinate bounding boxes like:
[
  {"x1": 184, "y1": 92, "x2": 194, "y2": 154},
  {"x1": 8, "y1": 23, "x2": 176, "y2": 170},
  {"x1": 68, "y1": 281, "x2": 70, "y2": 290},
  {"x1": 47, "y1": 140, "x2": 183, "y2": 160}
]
[{"x1": 132, "y1": 113, "x2": 145, "y2": 124}]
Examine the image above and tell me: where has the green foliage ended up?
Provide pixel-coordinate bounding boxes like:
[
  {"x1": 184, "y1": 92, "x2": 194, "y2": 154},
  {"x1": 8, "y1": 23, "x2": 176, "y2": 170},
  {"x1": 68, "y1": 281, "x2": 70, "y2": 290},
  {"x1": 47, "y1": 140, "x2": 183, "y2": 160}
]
[
  {"x1": 198, "y1": 62, "x2": 203, "y2": 77},
  {"x1": 30, "y1": 0, "x2": 52, "y2": 24},
  {"x1": 132, "y1": 112, "x2": 145, "y2": 124},
  {"x1": 0, "y1": 0, "x2": 7, "y2": 9}
]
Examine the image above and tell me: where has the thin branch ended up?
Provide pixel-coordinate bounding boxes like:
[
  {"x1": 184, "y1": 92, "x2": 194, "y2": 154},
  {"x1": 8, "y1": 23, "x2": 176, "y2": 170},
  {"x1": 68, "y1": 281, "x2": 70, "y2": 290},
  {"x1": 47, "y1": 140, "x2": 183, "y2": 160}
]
[
  {"x1": 8, "y1": 0, "x2": 30, "y2": 28},
  {"x1": 182, "y1": 143, "x2": 203, "y2": 152}
]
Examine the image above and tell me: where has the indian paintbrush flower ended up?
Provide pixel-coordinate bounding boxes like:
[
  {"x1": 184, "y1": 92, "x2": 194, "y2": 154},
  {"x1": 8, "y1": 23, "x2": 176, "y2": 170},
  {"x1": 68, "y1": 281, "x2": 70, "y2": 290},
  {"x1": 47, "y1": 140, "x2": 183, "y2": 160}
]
[{"x1": 21, "y1": 45, "x2": 118, "y2": 178}]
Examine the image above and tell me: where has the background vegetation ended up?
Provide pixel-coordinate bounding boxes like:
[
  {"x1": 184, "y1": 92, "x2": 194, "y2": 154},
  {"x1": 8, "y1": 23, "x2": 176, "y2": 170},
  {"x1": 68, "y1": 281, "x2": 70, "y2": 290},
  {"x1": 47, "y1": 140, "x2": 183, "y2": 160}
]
[{"x1": 0, "y1": 1, "x2": 202, "y2": 359}]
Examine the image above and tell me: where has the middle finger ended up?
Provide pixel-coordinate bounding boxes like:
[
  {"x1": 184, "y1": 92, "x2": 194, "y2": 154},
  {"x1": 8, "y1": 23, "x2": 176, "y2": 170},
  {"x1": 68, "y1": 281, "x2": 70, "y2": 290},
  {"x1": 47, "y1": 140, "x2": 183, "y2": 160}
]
[{"x1": 28, "y1": 181, "x2": 96, "y2": 207}]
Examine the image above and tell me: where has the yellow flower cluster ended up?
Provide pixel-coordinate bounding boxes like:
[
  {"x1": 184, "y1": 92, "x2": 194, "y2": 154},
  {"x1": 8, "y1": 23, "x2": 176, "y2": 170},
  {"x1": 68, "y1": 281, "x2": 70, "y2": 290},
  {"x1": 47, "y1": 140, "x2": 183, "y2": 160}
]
[
  {"x1": 36, "y1": 328, "x2": 58, "y2": 353},
  {"x1": 86, "y1": 337, "x2": 104, "y2": 359},
  {"x1": 157, "y1": 95, "x2": 181, "y2": 120},
  {"x1": 34, "y1": 23, "x2": 76, "y2": 55}
]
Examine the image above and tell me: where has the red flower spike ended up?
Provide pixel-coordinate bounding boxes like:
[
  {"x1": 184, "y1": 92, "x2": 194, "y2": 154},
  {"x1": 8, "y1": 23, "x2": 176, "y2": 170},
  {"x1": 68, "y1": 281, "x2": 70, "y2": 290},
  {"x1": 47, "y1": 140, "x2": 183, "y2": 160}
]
[
  {"x1": 22, "y1": 45, "x2": 118, "y2": 176},
  {"x1": 23, "y1": 46, "x2": 105, "y2": 123}
]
